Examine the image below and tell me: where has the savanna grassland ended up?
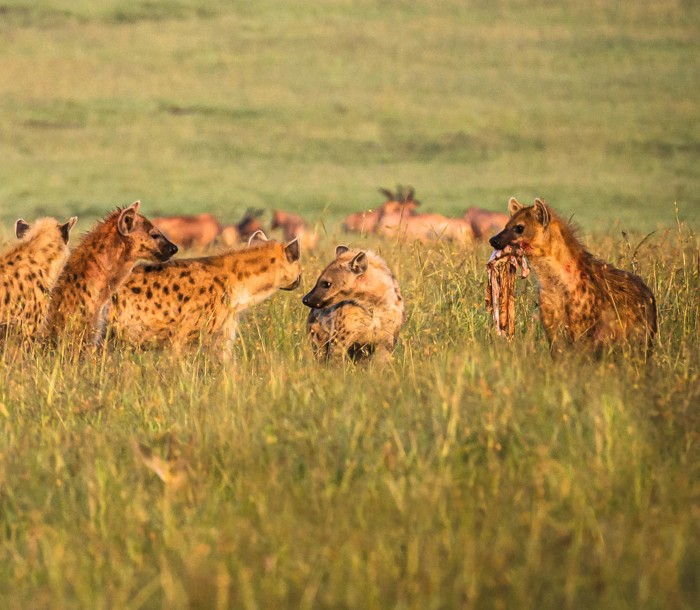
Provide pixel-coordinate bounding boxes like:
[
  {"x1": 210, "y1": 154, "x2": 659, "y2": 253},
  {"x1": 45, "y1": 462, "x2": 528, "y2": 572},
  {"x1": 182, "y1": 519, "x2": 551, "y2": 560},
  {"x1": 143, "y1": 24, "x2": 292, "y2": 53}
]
[{"x1": 0, "y1": 1, "x2": 699, "y2": 609}]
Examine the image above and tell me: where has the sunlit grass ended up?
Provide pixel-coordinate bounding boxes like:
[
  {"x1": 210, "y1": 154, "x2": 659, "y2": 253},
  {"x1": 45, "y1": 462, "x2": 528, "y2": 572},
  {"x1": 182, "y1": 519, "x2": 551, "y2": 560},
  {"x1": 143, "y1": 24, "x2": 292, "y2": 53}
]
[{"x1": 1, "y1": 221, "x2": 698, "y2": 608}]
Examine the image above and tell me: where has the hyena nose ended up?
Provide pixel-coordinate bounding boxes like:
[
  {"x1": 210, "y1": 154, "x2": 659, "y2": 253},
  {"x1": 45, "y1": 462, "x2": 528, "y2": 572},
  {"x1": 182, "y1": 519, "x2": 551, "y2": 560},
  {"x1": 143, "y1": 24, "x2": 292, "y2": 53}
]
[
  {"x1": 489, "y1": 235, "x2": 501, "y2": 249},
  {"x1": 302, "y1": 293, "x2": 313, "y2": 307},
  {"x1": 166, "y1": 243, "x2": 179, "y2": 257}
]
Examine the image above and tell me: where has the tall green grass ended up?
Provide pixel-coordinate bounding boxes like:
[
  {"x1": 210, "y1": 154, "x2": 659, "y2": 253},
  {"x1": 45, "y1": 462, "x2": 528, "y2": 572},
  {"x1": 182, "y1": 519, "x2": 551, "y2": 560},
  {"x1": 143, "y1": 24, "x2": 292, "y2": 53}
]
[{"x1": 0, "y1": 223, "x2": 698, "y2": 608}]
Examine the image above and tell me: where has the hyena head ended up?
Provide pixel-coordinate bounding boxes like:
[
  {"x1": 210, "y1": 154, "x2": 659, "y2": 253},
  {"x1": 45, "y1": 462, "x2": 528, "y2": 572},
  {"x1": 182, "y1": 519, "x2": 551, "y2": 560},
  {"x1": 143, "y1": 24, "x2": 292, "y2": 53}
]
[
  {"x1": 117, "y1": 201, "x2": 178, "y2": 262},
  {"x1": 302, "y1": 245, "x2": 369, "y2": 309},
  {"x1": 15, "y1": 216, "x2": 78, "y2": 245},
  {"x1": 248, "y1": 230, "x2": 302, "y2": 291},
  {"x1": 489, "y1": 197, "x2": 551, "y2": 255}
]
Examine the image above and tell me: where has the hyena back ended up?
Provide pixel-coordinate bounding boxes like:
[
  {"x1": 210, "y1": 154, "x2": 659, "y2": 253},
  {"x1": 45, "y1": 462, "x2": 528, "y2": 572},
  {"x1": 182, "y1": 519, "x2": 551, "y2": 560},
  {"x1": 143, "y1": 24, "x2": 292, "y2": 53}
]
[
  {"x1": 302, "y1": 246, "x2": 405, "y2": 362},
  {"x1": 43, "y1": 201, "x2": 178, "y2": 347},
  {"x1": 489, "y1": 198, "x2": 657, "y2": 353},
  {"x1": 0, "y1": 216, "x2": 76, "y2": 340},
  {"x1": 111, "y1": 232, "x2": 301, "y2": 356}
]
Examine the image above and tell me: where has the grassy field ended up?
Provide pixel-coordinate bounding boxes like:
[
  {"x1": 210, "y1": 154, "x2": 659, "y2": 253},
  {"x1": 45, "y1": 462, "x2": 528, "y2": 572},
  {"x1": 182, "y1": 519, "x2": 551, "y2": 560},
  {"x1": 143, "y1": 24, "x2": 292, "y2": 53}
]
[
  {"x1": 0, "y1": 0, "x2": 698, "y2": 230},
  {"x1": 0, "y1": 1, "x2": 699, "y2": 608}
]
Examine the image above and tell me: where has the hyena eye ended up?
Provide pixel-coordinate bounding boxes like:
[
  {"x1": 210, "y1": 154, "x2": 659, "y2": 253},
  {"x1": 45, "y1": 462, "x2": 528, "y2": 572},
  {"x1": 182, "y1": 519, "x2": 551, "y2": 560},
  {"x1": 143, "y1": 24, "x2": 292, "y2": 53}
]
[
  {"x1": 513, "y1": 225, "x2": 525, "y2": 234},
  {"x1": 149, "y1": 230, "x2": 161, "y2": 239},
  {"x1": 321, "y1": 280, "x2": 332, "y2": 289}
]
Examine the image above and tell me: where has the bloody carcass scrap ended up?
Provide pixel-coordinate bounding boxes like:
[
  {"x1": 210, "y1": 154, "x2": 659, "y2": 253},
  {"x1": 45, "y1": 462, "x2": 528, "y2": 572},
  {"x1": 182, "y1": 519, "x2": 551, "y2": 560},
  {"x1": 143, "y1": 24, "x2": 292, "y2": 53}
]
[{"x1": 485, "y1": 246, "x2": 530, "y2": 338}]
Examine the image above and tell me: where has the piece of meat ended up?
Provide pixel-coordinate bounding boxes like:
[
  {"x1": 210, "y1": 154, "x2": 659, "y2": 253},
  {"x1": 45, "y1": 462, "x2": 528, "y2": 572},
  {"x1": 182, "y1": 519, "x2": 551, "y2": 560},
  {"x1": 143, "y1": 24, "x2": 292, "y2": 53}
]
[{"x1": 485, "y1": 246, "x2": 530, "y2": 338}]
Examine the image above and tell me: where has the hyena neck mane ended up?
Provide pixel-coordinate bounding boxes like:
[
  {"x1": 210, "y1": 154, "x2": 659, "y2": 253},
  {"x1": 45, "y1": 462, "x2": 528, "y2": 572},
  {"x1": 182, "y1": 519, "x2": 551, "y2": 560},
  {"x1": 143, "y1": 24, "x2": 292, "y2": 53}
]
[
  {"x1": 355, "y1": 251, "x2": 403, "y2": 310},
  {"x1": 49, "y1": 211, "x2": 139, "y2": 334},
  {"x1": 68, "y1": 211, "x2": 139, "y2": 294},
  {"x1": 529, "y1": 212, "x2": 598, "y2": 286}
]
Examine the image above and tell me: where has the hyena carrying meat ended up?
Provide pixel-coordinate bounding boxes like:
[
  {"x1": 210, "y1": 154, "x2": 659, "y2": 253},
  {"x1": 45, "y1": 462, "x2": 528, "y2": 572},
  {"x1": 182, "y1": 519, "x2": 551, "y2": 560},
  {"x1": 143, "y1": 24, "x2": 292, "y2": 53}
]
[
  {"x1": 302, "y1": 246, "x2": 405, "y2": 363},
  {"x1": 489, "y1": 198, "x2": 657, "y2": 354},
  {"x1": 0, "y1": 216, "x2": 77, "y2": 341},
  {"x1": 110, "y1": 231, "x2": 301, "y2": 357},
  {"x1": 43, "y1": 201, "x2": 178, "y2": 348}
]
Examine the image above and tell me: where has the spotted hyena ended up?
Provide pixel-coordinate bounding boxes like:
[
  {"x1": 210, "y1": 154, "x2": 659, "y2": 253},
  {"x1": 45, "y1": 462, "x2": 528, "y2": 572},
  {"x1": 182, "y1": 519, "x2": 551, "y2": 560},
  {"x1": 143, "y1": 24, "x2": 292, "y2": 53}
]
[
  {"x1": 0, "y1": 216, "x2": 77, "y2": 341},
  {"x1": 43, "y1": 201, "x2": 178, "y2": 347},
  {"x1": 302, "y1": 246, "x2": 405, "y2": 362},
  {"x1": 489, "y1": 197, "x2": 657, "y2": 354},
  {"x1": 110, "y1": 231, "x2": 301, "y2": 357}
]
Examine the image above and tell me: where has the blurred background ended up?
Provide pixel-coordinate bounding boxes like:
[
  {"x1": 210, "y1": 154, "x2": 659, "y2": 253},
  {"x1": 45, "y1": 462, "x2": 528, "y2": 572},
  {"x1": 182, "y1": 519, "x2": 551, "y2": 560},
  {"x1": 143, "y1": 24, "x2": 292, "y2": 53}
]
[{"x1": 0, "y1": 0, "x2": 698, "y2": 233}]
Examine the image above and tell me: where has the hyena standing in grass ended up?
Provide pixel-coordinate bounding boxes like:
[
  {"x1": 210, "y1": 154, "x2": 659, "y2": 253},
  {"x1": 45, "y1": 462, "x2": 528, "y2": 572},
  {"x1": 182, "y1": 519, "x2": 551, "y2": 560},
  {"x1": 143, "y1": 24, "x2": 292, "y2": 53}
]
[
  {"x1": 302, "y1": 246, "x2": 405, "y2": 363},
  {"x1": 0, "y1": 216, "x2": 77, "y2": 341},
  {"x1": 110, "y1": 231, "x2": 301, "y2": 357},
  {"x1": 43, "y1": 201, "x2": 178, "y2": 348},
  {"x1": 489, "y1": 198, "x2": 657, "y2": 354}
]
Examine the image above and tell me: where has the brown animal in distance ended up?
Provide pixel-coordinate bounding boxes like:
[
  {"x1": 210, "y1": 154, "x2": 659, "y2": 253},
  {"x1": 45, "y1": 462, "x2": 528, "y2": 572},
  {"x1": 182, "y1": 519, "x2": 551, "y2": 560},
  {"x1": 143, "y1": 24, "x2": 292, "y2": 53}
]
[
  {"x1": 219, "y1": 208, "x2": 267, "y2": 248},
  {"x1": 151, "y1": 213, "x2": 222, "y2": 250},
  {"x1": 464, "y1": 207, "x2": 510, "y2": 240},
  {"x1": 342, "y1": 186, "x2": 420, "y2": 234},
  {"x1": 489, "y1": 198, "x2": 657, "y2": 354},
  {"x1": 375, "y1": 187, "x2": 473, "y2": 245},
  {"x1": 43, "y1": 201, "x2": 178, "y2": 348},
  {"x1": 271, "y1": 210, "x2": 319, "y2": 251}
]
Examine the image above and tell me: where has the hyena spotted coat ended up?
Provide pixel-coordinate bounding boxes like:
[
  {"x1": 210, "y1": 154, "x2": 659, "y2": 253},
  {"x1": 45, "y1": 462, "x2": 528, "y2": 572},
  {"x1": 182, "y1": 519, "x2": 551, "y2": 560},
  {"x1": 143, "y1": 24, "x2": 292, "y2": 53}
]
[
  {"x1": 0, "y1": 216, "x2": 76, "y2": 340},
  {"x1": 302, "y1": 246, "x2": 405, "y2": 362},
  {"x1": 111, "y1": 232, "x2": 301, "y2": 356},
  {"x1": 43, "y1": 202, "x2": 178, "y2": 347},
  {"x1": 489, "y1": 198, "x2": 657, "y2": 353}
]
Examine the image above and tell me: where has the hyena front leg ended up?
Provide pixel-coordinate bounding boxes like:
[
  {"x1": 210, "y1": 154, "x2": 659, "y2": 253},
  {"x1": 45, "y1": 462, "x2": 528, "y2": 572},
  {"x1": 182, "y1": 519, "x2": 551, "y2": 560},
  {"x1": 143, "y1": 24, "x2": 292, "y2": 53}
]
[
  {"x1": 307, "y1": 310, "x2": 333, "y2": 360},
  {"x1": 218, "y1": 314, "x2": 240, "y2": 361},
  {"x1": 538, "y1": 301, "x2": 570, "y2": 356}
]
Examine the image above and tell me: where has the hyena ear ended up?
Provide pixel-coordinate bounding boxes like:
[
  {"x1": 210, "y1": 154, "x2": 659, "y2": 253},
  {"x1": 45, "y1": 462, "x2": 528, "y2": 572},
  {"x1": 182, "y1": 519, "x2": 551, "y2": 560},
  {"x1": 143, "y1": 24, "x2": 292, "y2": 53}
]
[
  {"x1": 60, "y1": 216, "x2": 78, "y2": 244},
  {"x1": 335, "y1": 245, "x2": 350, "y2": 258},
  {"x1": 247, "y1": 230, "x2": 268, "y2": 245},
  {"x1": 350, "y1": 251, "x2": 368, "y2": 275},
  {"x1": 533, "y1": 198, "x2": 550, "y2": 228},
  {"x1": 508, "y1": 197, "x2": 524, "y2": 216},
  {"x1": 284, "y1": 237, "x2": 300, "y2": 262},
  {"x1": 117, "y1": 201, "x2": 141, "y2": 236},
  {"x1": 15, "y1": 219, "x2": 30, "y2": 239}
]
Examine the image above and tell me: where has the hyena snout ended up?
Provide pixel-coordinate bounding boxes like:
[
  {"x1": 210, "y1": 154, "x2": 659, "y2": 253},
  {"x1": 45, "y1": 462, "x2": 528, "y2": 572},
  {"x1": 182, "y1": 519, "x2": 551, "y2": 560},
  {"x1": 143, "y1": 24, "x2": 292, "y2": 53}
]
[
  {"x1": 302, "y1": 288, "x2": 325, "y2": 308},
  {"x1": 157, "y1": 238, "x2": 179, "y2": 261},
  {"x1": 489, "y1": 231, "x2": 508, "y2": 250},
  {"x1": 282, "y1": 275, "x2": 301, "y2": 291}
]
